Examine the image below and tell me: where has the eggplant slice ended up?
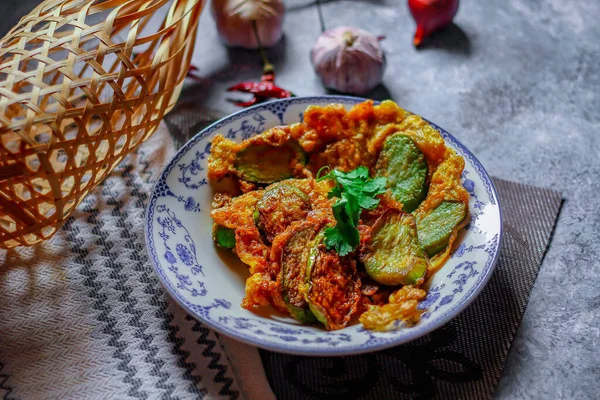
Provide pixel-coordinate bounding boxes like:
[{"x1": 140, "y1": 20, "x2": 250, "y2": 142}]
[
  {"x1": 235, "y1": 141, "x2": 306, "y2": 184},
  {"x1": 361, "y1": 209, "x2": 429, "y2": 286},
  {"x1": 417, "y1": 201, "x2": 468, "y2": 257},
  {"x1": 305, "y1": 232, "x2": 361, "y2": 330},
  {"x1": 255, "y1": 182, "x2": 311, "y2": 242},
  {"x1": 376, "y1": 133, "x2": 428, "y2": 213},
  {"x1": 280, "y1": 222, "x2": 320, "y2": 323}
]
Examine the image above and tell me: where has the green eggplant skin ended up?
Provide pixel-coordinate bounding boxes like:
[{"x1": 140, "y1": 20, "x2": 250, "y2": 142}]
[
  {"x1": 417, "y1": 201, "x2": 468, "y2": 257},
  {"x1": 376, "y1": 134, "x2": 428, "y2": 213},
  {"x1": 305, "y1": 231, "x2": 361, "y2": 330},
  {"x1": 280, "y1": 222, "x2": 319, "y2": 324},
  {"x1": 235, "y1": 142, "x2": 306, "y2": 184},
  {"x1": 255, "y1": 183, "x2": 311, "y2": 242},
  {"x1": 361, "y1": 209, "x2": 429, "y2": 286},
  {"x1": 305, "y1": 232, "x2": 327, "y2": 327},
  {"x1": 213, "y1": 224, "x2": 236, "y2": 249}
]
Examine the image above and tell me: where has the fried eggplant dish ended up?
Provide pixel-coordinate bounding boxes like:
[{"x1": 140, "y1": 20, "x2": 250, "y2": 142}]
[{"x1": 208, "y1": 100, "x2": 469, "y2": 331}]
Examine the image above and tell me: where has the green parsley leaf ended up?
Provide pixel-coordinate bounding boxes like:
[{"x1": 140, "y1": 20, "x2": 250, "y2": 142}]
[
  {"x1": 324, "y1": 222, "x2": 359, "y2": 256},
  {"x1": 359, "y1": 176, "x2": 387, "y2": 195},
  {"x1": 353, "y1": 195, "x2": 380, "y2": 210},
  {"x1": 328, "y1": 185, "x2": 343, "y2": 199},
  {"x1": 317, "y1": 166, "x2": 387, "y2": 255}
]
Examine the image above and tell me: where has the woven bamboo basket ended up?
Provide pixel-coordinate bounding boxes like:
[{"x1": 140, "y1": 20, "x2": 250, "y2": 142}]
[{"x1": 0, "y1": 0, "x2": 205, "y2": 248}]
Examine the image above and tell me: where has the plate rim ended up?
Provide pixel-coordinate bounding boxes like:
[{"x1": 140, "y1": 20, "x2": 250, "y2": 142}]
[{"x1": 144, "y1": 95, "x2": 504, "y2": 356}]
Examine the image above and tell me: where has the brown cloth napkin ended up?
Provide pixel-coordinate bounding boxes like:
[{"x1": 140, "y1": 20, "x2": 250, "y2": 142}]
[{"x1": 163, "y1": 104, "x2": 563, "y2": 400}]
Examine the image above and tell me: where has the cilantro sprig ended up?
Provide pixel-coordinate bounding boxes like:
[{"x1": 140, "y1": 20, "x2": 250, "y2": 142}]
[{"x1": 317, "y1": 166, "x2": 387, "y2": 256}]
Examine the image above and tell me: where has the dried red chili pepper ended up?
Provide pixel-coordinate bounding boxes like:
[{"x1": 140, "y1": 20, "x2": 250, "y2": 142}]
[
  {"x1": 227, "y1": 20, "x2": 293, "y2": 107},
  {"x1": 186, "y1": 65, "x2": 203, "y2": 81},
  {"x1": 186, "y1": 22, "x2": 292, "y2": 107},
  {"x1": 227, "y1": 64, "x2": 292, "y2": 107}
]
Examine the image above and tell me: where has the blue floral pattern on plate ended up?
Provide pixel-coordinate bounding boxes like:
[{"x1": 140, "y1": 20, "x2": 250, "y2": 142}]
[{"x1": 145, "y1": 96, "x2": 503, "y2": 356}]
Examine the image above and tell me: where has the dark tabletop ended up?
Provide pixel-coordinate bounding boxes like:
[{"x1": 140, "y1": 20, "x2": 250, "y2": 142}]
[{"x1": 2, "y1": 0, "x2": 599, "y2": 398}]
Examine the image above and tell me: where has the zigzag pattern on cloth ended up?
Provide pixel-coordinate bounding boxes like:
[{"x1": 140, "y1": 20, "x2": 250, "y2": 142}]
[
  {"x1": 189, "y1": 319, "x2": 240, "y2": 399},
  {"x1": 0, "y1": 127, "x2": 241, "y2": 400}
]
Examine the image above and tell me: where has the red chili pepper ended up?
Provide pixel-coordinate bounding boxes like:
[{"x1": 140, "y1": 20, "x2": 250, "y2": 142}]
[
  {"x1": 186, "y1": 21, "x2": 293, "y2": 108},
  {"x1": 186, "y1": 65, "x2": 203, "y2": 81},
  {"x1": 227, "y1": 67, "x2": 293, "y2": 107},
  {"x1": 409, "y1": 0, "x2": 459, "y2": 47}
]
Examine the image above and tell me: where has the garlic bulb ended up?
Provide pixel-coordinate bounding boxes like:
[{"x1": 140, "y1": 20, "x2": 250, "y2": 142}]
[
  {"x1": 311, "y1": 27, "x2": 386, "y2": 95},
  {"x1": 211, "y1": 0, "x2": 285, "y2": 49}
]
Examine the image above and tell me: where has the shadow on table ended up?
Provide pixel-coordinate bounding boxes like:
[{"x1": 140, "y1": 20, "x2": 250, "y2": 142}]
[
  {"x1": 324, "y1": 84, "x2": 394, "y2": 102},
  {"x1": 368, "y1": 84, "x2": 394, "y2": 102},
  {"x1": 224, "y1": 35, "x2": 288, "y2": 68},
  {"x1": 416, "y1": 23, "x2": 472, "y2": 56},
  {"x1": 174, "y1": 35, "x2": 290, "y2": 111},
  {"x1": 287, "y1": 0, "x2": 386, "y2": 13}
]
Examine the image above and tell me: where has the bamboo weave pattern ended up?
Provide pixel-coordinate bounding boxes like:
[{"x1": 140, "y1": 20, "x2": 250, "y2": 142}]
[{"x1": 0, "y1": 0, "x2": 204, "y2": 248}]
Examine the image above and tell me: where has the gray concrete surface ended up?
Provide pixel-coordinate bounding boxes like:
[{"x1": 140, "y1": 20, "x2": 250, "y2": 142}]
[{"x1": 1, "y1": 0, "x2": 599, "y2": 398}]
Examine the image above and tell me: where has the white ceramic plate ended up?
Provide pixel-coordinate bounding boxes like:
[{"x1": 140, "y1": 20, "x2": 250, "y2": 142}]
[{"x1": 145, "y1": 96, "x2": 502, "y2": 356}]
